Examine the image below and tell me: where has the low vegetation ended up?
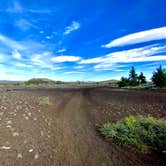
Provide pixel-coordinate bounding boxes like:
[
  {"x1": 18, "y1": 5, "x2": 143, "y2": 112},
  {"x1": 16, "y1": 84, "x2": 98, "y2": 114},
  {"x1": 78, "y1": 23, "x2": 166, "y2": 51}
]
[
  {"x1": 100, "y1": 115, "x2": 166, "y2": 151},
  {"x1": 39, "y1": 97, "x2": 52, "y2": 106}
]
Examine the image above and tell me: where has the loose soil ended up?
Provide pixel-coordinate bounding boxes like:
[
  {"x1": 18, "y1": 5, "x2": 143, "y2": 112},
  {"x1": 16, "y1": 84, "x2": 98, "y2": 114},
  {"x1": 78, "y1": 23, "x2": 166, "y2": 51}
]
[{"x1": 0, "y1": 88, "x2": 165, "y2": 166}]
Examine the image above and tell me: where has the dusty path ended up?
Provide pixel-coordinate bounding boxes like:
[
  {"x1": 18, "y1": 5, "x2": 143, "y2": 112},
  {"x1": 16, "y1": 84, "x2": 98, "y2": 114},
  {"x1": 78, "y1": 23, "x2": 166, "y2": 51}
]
[{"x1": 0, "y1": 88, "x2": 165, "y2": 165}]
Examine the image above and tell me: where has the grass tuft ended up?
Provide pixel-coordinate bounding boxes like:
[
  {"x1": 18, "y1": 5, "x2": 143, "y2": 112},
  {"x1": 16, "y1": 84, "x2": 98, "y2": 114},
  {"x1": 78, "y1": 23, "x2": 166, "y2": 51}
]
[
  {"x1": 100, "y1": 115, "x2": 166, "y2": 151},
  {"x1": 38, "y1": 97, "x2": 52, "y2": 106}
]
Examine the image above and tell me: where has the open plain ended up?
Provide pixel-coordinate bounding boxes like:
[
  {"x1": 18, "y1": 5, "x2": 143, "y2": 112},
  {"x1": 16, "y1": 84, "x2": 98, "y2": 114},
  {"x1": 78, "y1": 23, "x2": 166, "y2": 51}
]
[{"x1": 0, "y1": 88, "x2": 165, "y2": 166}]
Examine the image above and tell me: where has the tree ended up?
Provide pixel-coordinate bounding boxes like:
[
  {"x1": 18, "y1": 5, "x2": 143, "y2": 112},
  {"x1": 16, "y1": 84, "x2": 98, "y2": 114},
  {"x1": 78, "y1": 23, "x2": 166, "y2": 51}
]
[
  {"x1": 138, "y1": 72, "x2": 146, "y2": 84},
  {"x1": 152, "y1": 66, "x2": 166, "y2": 88},
  {"x1": 118, "y1": 77, "x2": 130, "y2": 87},
  {"x1": 128, "y1": 66, "x2": 139, "y2": 86}
]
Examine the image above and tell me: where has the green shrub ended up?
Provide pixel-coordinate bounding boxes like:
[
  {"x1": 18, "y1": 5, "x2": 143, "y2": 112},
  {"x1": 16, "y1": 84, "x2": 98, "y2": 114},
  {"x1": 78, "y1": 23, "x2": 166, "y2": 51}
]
[
  {"x1": 100, "y1": 116, "x2": 166, "y2": 151},
  {"x1": 118, "y1": 77, "x2": 130, "y2": 87},
  {"x1": 39, "y1": 97, "x2": 52, "y2": 106}
]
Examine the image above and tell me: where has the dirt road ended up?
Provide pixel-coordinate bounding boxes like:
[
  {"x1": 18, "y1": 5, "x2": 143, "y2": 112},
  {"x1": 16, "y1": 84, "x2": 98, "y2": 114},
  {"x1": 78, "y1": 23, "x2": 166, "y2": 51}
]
[{"x1": 0, "y1": 88, "x2": 165, "y2": 165}]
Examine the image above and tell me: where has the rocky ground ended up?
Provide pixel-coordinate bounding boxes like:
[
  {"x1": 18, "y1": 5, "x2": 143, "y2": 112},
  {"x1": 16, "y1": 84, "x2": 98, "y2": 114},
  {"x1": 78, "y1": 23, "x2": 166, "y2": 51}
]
[{"x1": 0, "y1": 88, "x2": 165, "y2": 166}]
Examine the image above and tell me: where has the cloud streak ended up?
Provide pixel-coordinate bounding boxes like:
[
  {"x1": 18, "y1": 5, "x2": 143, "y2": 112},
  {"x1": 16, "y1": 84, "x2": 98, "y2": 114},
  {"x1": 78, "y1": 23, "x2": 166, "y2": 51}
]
[
  {"x1": 80, "y1": 44, "x2": 166, "y2": 70},
  {"x1": 6, "y1": 1, "x2": 54, "y2": 14},
  {"x1": 12, "y1": 50, "x2": 22, "y2": 59},
  {"x1": 0, "y1": 34, "x2": 25, "y2": 50},
  {"x1": 63, "y1": 21, "x2": 80, "y2": 35},
  {"x1": 51, "y1": 56, "x2": 81, "y2": 63},
  {"x1": 102, "y1": 27, "x2": 166, "y2": 48}
]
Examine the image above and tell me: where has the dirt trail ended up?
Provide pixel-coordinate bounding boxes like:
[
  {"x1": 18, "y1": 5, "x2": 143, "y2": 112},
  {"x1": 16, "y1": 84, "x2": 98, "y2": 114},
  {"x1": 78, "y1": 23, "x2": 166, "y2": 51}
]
[
  {"x1": 52, "y1": 91, "x2": 112, "y2": 166},
  {"x1": 0, "y1": 89, "x2": 165, "y2": 165}
]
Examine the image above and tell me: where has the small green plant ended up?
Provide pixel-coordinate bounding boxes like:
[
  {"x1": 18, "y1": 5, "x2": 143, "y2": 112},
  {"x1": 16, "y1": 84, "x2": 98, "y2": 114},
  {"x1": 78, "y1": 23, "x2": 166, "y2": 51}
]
[
  {"x1": 39, "y1": 97, "x2": 52, "y2": 106},
  {"x1": 100, "y1": 115, "x2": 166, "y2": 151}
]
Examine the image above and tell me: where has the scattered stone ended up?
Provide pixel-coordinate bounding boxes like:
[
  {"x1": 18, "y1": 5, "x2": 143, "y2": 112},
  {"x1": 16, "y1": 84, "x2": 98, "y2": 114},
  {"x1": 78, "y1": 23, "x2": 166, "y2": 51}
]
[
  {"x1": 13, "y1": 132, "x2": 19, "y2": 137},
  {"x1": 0, "y1": 146, "x2": 11, "y2": 150},
  {"x1": 28, "y1": 112, "x2": 31, "y2": 117},
  {"x1": 6, "y1": 125, "x2": 12, "y2": 128},
  {"x1": 23, "y1": 140, "x2": 27, "y2": 144},
  {"x1": 34, "y1": 153, "x2": 39, "y2": 159},
  {"x1": 29, "y1": 149, "x2": 33, "y2": 152},
  {"x1": 17, "y1": 153, "x2": 23, "y2": 158},
  {"x1": 7, "y1": 120, "x2": 12, "y2": 124},
  {"x1": 40, "y1": 131, "x2": 44, "y2": 136},
  {"x1": 25, "y1": 116, "x2": 29, "y2": 120}
]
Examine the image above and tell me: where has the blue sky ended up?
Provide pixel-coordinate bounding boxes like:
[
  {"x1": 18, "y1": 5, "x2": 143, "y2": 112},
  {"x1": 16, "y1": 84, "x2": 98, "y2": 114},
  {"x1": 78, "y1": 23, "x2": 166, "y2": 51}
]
[{"x1": 0, "y1": 0, "x2": 166, "y2": 81}]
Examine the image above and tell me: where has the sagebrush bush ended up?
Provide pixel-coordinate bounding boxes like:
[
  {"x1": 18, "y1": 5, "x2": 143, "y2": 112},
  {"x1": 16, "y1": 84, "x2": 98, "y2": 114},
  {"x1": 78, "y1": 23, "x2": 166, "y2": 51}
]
[{"x1": 100, "y1": 115, "x2": 166, "y2": 151}]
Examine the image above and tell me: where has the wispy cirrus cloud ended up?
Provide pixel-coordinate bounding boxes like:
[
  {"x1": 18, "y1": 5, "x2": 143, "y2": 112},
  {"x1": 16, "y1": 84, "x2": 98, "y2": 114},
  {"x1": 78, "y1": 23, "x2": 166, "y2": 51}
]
[
  {"x1": 63, "y1": 21, "x2": 80, "y2": 35},
  {"x1": 16, "y1": 19, "x2": 37, "y2": 31},
  {"x1": 64, "y1": 71, "x2": 84, "y2": 74},
  {"x1": 12, "y1": 49, "x2": 22, "y2": 59},
  {"x1": 6, "y1": 1, "x2": 54, "y2": 14},
  {"x1": 51, "y1": 55, "x2": 81, "y2": 63},
  {"x1": 6, "y1": 1, "x2": 23, "y2": 13},
  {"x1": 79, "y1": 57, "x2": 105, "y2": 64},
  {"x1": 0, "y1": 33, "x2": 45, "y2": 53},
  {"x1": 0, "y1": 34, "x2": 25, "y2": 50},
  {"x1": 80, "y1": 44, "x2": 166, "y2": 70},
  {"x1": 102, "y1": 27, "x2": 166, "y2": 48},
  {"x1": 57, "y1": 48, "x2": 67, "y2": 53},
  {"x1": 14, "y1": 62, "x2": 32, "y2": 68}
]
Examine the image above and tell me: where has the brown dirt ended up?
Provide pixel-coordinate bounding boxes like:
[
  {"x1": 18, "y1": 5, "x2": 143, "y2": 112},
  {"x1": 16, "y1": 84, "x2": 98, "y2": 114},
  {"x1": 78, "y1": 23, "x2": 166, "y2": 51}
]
[{"x1": 0, "y1": 88, "x2": 165, "y2": 166}]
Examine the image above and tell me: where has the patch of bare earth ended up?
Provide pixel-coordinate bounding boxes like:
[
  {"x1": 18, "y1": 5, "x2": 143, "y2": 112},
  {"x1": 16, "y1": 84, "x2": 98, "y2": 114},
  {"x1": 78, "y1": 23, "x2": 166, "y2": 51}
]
[{"x1": 0, "y1": 88, "x2": 165, "y2": 165}]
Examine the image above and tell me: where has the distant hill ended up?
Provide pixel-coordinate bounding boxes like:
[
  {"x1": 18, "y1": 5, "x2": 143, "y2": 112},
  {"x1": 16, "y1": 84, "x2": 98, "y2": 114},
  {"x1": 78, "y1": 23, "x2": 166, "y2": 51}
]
[
  {"x1": 25, "y1": 78, "x2": 57, "y2": 85},
  {"x1": 0, "y1": 78, "x2": 119, "y2": 87}
]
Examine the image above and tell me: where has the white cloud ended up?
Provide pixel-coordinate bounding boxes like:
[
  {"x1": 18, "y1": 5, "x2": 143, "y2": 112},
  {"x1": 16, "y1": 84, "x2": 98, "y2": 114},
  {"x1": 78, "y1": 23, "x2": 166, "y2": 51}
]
[
  {"x1": 65, "y1": 71, "x2": 84, "y2": 74},
  {"x1": 57, "y1": 48, "x2": 66, "y2": 53},
  {"x1": 0, "y1": 34, "x2": 44, "y2": 53},
  {"x1": 79, "y1": 57, "x2": 105, "y2": 64},
  {"x1": 102, "y1": 27, "x2": 166, "y2": 48},
  {"x1": 40, "y1": 30, "x2": 44, "y2": 34},
  {"x1": 31, "y1": 53, "x2": 61, "y2": 70},
  {"x1": 14, "y1": 62, "x2": 32, "y2": 68},
  {"x1": 6, "y1": 1, "x2": 53, "y2": 14},
  {"x1": 51, "y1": 56, "x2": 81, "y2": 63},
  {"x1": 0, "y1": 34, "x2": 25, "y2": 50},
  {"x1": 79, "y1": 45, "x2": 166, "y2": 70},
  {"x1": 12, "y1": 50, "x2": 22, "y2": 59},
  {"x1": 64, "y1": 21, "x2": 80, "y2": 35},
  {"x1": 45, "y1": 36, "x2": 52, "y2": 39},
  {"x1": 16, "y1": 19, "x2": 36, "y2": 31}
]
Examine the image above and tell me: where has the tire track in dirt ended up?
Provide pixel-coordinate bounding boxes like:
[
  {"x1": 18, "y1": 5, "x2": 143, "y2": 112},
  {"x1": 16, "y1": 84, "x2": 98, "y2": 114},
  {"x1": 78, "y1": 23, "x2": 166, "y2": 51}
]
[{"x1": 52, "y1": 91, "x2": 113, "y2": 166}]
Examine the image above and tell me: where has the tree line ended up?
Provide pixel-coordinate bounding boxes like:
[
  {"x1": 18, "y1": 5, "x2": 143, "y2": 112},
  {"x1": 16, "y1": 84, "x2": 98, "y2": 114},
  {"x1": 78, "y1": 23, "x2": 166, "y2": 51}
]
[{"x1": 118, "y1": 65, "x2": 166, "y2": 88}]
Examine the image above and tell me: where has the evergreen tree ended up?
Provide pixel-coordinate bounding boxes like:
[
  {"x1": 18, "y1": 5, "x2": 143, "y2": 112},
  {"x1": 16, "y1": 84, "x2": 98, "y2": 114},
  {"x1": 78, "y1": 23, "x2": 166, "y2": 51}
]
[
  {"x1": 152, "y1": 66, "x2": 166, "y2": 88},
  {"x1": 128, "y1": 66, "x2": 139, "y2": 86},
  {"x1": 118, "y1": 77, "x2": 129, "y2": 87},
  {"x1": 138, "y1": 72, "x2": 146, "y2": 84}
]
